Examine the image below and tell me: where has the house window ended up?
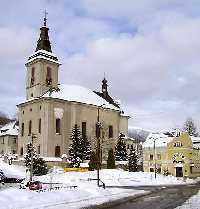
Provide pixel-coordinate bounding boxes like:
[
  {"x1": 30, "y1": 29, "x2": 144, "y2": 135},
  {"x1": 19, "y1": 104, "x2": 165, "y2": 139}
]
[
  {"x1": 1, "y1": 138, "x2": 4, "y2": 144},
  {"x1": 13, "y1": 138, "x2": 16, "y2": 144},
  {"x1": 150, "y1": 154, "x2": 153, "y2": 160},
  {"x1": 46, "y1": 67, "x2": 52, "y2": 85},
  {"x1": 96, "y1": 123, "x2": 100, "y2": 138},
  {"x1": 108, "y1": 125, "x2": 113, "y2": 138},
  {"x1": 157, "y1": 154, "x2": 161, "y2": 160},
  {"x1": 30, "y1": 67, "x2": 35, "y2": 86},
  {"x1": 56, "y1": 118, "x2": 61, "y2": 134},
  {"x1": 21, "y1": 123, "x2": 24, "y2": 136},
  {"x1": 28, "y1": 120, "x2": 32, "y2": 136},
  {"x1": 38, "y1": 118, "x2": 41, "y2": 134},
  {"x1": 20, "y1": 147, "x2": 23, "y2": 156},
  {"x1": 82, "y1": 122, "x2": 86, "y2": 139},
  {"x1": 55, "y1": 146, "x2": 60, "y2": 157},
  {"x1": 157, "y1": 168, "x2": 161, "y2": 173}
]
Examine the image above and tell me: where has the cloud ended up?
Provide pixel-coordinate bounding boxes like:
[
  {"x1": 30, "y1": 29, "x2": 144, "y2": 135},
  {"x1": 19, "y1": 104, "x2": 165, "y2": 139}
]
[{"x1": 1, "y1": 1, "x2": 200, "y2": 131}]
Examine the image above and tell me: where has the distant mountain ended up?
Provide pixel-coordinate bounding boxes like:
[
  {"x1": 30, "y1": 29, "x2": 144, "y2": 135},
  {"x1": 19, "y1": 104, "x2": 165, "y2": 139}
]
[{"x1": 128, "y1": 126, "x2": 150, "y2": 142}]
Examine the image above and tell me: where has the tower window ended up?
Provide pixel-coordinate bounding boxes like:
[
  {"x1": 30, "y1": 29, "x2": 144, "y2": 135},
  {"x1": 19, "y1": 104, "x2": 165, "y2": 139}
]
[
  {"x1": 38, "y1": 145, "x2": 40, "y2": 154},
  {"x1": 108, "y1": 125, "x2": 113, "y2": 138},
  {"x1": 20, "y1": 147, "x2": 23, "y2": 156},
  {"x1": 96, "y1": 123, "x2": 100, "y2": 138},
  {"x1": 38, "y1": 118, "x2": 41, "y2": 134},
  {"x1": 30, "y1": 67, "x2": 35, "y2": 86},
  {"x1": 56, "y1": 118, "x2": 61, "y2": 134},
  {"x1": 55, "y1": 146, "x2": 61, "y2": 157},
  {"x1": 28, "y1": 120, "x2": 32, "y2": 136},
  {"x1": 82, "y1": 122, "x2": 86, "y2": 139},
  {"x1": 21, "y1": 123, "x2": 24, "y2": 136},
  {"x1": 46, "y1": 67, "x2": 52, "y2": 85}
]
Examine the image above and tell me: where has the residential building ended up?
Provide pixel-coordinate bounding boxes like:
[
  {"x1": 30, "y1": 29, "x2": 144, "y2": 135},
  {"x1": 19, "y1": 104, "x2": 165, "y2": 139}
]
[{"x1": 143, "y1": 132, "x2": 200, "y2": 177}]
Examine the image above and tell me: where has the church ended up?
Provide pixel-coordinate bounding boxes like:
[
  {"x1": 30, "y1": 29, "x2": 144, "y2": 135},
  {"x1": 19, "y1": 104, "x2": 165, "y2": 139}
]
[{"x1": 17, "y1": 17, "x2": 129, "y2": 161}]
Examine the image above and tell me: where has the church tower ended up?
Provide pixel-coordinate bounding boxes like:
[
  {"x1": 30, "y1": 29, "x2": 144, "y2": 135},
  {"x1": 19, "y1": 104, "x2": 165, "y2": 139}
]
[{"x1": 25, "y1": 15, "x2": 61, "y2": 100}]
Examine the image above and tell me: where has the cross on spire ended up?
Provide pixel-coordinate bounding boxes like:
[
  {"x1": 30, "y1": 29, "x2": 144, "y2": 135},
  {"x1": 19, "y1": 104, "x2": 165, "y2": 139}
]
[{"x1": 44, "y1": 10, "x2": 48, "y2": 26}]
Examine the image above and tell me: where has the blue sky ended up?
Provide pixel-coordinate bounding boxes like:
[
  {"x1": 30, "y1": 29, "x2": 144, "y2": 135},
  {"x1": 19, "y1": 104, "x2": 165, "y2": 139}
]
[{"x1": 1, "y1": 0, "x2": 200, "y2": 131}]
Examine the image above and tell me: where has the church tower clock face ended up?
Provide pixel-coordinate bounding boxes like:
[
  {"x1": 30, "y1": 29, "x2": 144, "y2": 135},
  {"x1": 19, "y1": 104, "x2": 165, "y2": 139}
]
[{"x1": 172, "y1": 153, "x2": 184, "y2": 164}]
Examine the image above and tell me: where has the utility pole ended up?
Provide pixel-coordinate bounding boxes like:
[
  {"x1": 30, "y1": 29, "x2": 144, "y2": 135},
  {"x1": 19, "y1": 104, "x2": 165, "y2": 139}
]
[
  {"x1": 97, "y1": 107, "x2": 100, "y2": 187},
  {"x1": 154, "y1": 138, "x2": 157, "y2": 179}
]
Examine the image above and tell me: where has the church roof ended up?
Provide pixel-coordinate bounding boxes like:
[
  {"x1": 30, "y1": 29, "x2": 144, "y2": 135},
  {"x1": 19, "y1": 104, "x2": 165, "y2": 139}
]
[
  {"x1": 42, "y1": 84, "x2": 120, "y2": 111},
  {"x1": 0, "y1": 121, "x2": 18, "y2": 137}
]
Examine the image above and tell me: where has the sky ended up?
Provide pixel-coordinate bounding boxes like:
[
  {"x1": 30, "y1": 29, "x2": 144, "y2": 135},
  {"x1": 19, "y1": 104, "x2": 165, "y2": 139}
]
[{"x1": 1, "y1": 0, "x2": 200, "y2": 131}]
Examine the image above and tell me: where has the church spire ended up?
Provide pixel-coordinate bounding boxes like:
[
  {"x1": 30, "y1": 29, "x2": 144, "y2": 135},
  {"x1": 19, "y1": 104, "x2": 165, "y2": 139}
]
[
  {"x1": 35, "y1": 11, "x2": 52, "y2": 52},
  {"x1": 102, "y1": 74, "x2": 108, "y2": 95}
]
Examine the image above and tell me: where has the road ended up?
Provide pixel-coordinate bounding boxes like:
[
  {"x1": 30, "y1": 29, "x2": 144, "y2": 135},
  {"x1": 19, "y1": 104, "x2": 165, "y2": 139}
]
[{"x1": 89, "y1": 184, "x2": 200, "y2": 209}]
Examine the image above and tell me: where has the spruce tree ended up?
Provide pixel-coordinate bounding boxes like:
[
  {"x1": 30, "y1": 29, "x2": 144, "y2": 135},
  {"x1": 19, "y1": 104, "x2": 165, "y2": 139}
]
[
  {"x1": 82, "y1": 137, "x2": 91, "y2": 161},
  {"x1": 24, "y1": 143, "x2": 48, "y2": 176},
  {"x1": 128, "y1": 148, "x2": 138, "y2": 172},
  {"x1": 115, "y1": 134, "x2": 127, "y2": 161},
  {"x1": 88, "y1": 151, "x2": 98, "y2": 170},
  {"x1": 107, "y1": 148, "x2": 116, "y2": 169},
  {"x1": 69, "y1": 124, "x2": 84, "y2": 168}
]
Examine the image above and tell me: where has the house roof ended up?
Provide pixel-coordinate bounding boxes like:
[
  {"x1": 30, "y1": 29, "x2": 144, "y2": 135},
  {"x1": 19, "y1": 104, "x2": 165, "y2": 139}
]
[
  {"x1": 143, "y1": 132, "x2": 173, "y2": 148},
  {"x1": 0, "y1": 122, "x2": 18, "y2": 137}
]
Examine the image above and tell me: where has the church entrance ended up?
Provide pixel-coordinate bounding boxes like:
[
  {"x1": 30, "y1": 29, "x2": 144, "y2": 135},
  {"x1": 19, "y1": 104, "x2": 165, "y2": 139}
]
[{"x1": 176, "y1": 167, "x2": 183, "y2": 177}]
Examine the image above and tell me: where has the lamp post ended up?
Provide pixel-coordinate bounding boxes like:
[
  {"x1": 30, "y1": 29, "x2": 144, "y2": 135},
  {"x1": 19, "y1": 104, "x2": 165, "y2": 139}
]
[
  {"x1": 153, "y1": 138, "x2": 157, "y2": 179},
  {"x1": 96, "y1": 104, "x2": 105, "y2": 187},
  {"x1": 29, "y1": 134, "x2": 37, "y2": 182}
]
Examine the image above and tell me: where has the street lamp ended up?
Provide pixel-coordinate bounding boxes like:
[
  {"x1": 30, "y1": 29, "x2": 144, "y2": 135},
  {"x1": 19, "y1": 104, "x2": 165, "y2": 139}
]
[{"x1": 96, "y1": 104, "x2": 105, "y2": 187}]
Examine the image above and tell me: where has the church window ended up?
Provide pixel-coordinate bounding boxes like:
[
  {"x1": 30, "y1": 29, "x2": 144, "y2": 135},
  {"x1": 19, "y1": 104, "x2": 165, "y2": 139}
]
[
  {"x1": 150, "y1": 154, "x2": 153, "y2": 160},
  {"x1": 56, "y1": 118, "x2": 61, "y2": 134},
  {"x1": 28, "y1": 120, "x2": 32, "y2": 136},
  {"x1": 21, "y1": 123, "x2": 24, "y2": 136},
  {"x1": 96, "y1": 123, "x2": 100, "y2": 138},
  {"x1": 30, "y1": 108, "x2": 32, "y2": 112},
  {"x1": 40, "y1": 105, "x2": 42, "y2": 110},
  {"x1": 38, "y1": 118, "x2": 41, "y2": 134},
  {"x1": 108, "y1": 125, "x2": 113, "y2": 138},
  {"x1": 150, "y1": 168, "x2": 154, "y2": 172},
  {"x1": 22, "y1": 111, "x2": 24, "y2": 114},
  {"x1": 20, "y1": 147, "x2": 23, "y2": 156},
  {"x1": 82, "y1": 122, "x2": 86, "y2": 139},
  {"x1": 31, "y1": 93, "x2": 33, "y2": 97},
  {"x1": 30, "y1": 67, "x2": 35, "y2": 86},
  {"x1": 46, "y1": 67, "x2": 52, "y2": 85},
  {"x1": 55, "y1": 146, "x2": 60, "y2": 157}
]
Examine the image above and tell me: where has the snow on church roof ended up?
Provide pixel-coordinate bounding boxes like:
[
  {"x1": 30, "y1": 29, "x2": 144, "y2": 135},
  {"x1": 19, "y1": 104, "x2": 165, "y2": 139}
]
[
  {"x1": 42, "y1": 84, "x2": 120, "y2": 111},
  {"x1": 143, "y1": 132, "x2": 173, "y2": 148},
  {"x1": 0, "y1": 122, "x2": 18, "y2": 137}
]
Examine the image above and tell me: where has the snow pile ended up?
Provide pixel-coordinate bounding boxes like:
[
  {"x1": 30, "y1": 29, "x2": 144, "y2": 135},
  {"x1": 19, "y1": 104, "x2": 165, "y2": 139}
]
[
  {"x1": 42, "y1": 84, "x2": 120, "y2": 111},
  {"x1": 0, "y1": 159, "x2": 198, "y2": 209}
]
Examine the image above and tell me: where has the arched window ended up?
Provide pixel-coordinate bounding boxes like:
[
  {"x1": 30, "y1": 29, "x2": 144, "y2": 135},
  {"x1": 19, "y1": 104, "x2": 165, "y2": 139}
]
[
  {"x1": 21, "y1": 123, "x2": 24, "y2": 136},
  {"x1": 38, "y1": 118, "x2": 41, "y2": 134},
  {"x1": 56, "y1": 118, "x2": 61, "y2": 134},
  {"x1": 20, "y1": 147, "x2": 23, "y2": 156},
  {"x1": 38, "y1": 145, "x2": 40, "y2": 155},
  {"x1": 46, "y1": 67, "x2": 52, "y2": 85},
  {"x1": 31, "y1": 67, "x2": 35, "y2": 86},
  {"x1": 108, "y1": 125, "x2": 113, "y2": 138},
  {"x1": 28, "y1": 120, "x2": 32, "y2": 136},
  {"x1": 55, "y1": 146, "x2": 60, "y2": 157}
]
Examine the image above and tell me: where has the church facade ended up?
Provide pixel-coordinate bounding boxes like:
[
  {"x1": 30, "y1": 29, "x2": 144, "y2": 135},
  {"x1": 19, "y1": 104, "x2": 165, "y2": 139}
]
[{"x1": 17, "y1": 19, "x2": 129, "y2": 161}]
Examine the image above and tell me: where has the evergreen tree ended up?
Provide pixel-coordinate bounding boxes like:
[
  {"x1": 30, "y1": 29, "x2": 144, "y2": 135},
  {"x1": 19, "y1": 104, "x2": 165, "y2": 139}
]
[
  {"x1": 183, "y1": 118, "x2": 198, "y2": 136},
  {"x1": 128, "y1": 148, "x2": 138, "y2": 172},
  {"x1": 107, "y1": 148, "x2": 116, "y2": 169},
  {"x1": 24, "y1": 143, "x2": 48, "y2": 176},
  {"x1": 69, "y1": 124, "x2": 84, "y2": 168},
  {"x1": 115, "y1": 134, "x2": 128, "y2": 161},
  {"x1": 88, "y1": 151, "x2": 98, "y2": 170},
  {"x1": 82, "y1": 136, "x2": 91, "y2": 161}
]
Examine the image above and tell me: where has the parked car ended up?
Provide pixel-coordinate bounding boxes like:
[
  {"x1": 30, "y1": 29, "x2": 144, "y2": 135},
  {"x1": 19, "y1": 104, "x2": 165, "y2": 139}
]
[
  {"x1": 29, "y1": 181, "x2": 42, "y2": 190},
  {"x1": 0, "y1": 170, "x2": 23, "y2": 183}
]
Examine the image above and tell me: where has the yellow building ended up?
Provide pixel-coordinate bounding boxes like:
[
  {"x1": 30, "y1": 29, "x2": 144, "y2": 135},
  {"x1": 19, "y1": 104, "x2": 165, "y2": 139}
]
[{"x1": 143, "y1": 132, "x2": 200, "y2": 177}]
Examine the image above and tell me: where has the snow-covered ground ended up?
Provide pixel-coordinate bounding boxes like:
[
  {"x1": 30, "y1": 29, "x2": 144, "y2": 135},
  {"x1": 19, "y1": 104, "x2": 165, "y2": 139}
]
[
  {"x1": 175, "y1": 190, "x2": 200, "y2": 209},
  {"x1": 0, "y1": 159, "x2": 198, "y2": 209}
]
